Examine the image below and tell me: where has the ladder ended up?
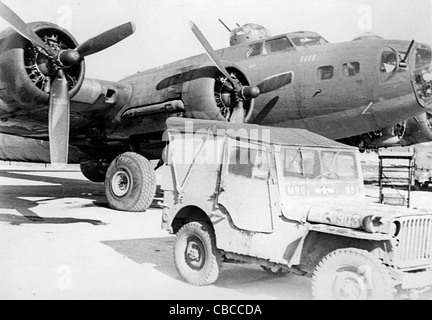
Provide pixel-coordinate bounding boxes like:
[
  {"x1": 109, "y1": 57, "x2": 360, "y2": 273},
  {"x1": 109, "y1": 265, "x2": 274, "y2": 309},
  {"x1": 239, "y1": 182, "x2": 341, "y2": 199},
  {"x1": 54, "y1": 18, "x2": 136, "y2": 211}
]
[{"x1": 378, "y1": 151, "x2": 415, "y2": 208}]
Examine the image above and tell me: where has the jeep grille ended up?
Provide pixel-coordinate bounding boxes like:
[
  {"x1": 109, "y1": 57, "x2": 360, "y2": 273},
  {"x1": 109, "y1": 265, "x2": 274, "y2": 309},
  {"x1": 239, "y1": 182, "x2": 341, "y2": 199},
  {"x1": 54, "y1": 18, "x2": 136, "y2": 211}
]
[{"x1": 393, "y1": 216, "x2": 432, "y2": 269}]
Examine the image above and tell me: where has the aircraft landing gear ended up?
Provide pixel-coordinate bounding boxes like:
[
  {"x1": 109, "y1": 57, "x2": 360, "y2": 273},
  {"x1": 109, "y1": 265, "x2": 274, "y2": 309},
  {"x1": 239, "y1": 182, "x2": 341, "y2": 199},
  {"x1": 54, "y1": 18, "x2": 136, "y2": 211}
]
[
  {"x1": 80, "y1": 159, "x2": 109, "y2": 183},
  {"x1": 104, "y1": 152, "x2": 157, "y2": 212}
]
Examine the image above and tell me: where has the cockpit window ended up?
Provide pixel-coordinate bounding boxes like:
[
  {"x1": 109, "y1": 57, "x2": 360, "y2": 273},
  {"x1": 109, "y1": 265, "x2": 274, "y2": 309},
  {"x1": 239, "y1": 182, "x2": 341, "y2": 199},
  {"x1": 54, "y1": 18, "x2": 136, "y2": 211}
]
[
  {"x1": 381, "y1": 51, "x2": 397, "y2": 73},
  {"x1": 265, "y1": 37, "x2": 293, "y2": 53},
  {"x1": 291, "y1": 36, "x2": 329, "y2": 47},
  {"x1": 247, "y1": 42, "x2": 263, "y2": 57},
  {"x1": 415, "y1": 45, "x2": 432, "y2": 69},
  {"x1": 413, "y1": 44, "x2": 432, "y2": 106}
]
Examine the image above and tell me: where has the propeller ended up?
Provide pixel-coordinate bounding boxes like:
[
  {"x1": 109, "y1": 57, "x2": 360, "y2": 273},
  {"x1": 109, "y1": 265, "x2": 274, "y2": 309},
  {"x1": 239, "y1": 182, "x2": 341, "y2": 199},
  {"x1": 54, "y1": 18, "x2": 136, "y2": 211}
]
[
  {"x1": 0, "y1": 1, "x2": 56, "y2": 57},
  {"x1": 49, "y1": 70, "x2": 70, "y2": 166},
  {"x1": 0, "y1": 1, "x2": 135, "y2": 167},
  {"x1": 76, "y1": 22, "x2": 136, "y2": 58},
  {"x1": 190, "y1": 21, "x2": 293, "y2": 123},
  {"x1": 59, "y1": 22, "x2": 136, "y2": 67}
]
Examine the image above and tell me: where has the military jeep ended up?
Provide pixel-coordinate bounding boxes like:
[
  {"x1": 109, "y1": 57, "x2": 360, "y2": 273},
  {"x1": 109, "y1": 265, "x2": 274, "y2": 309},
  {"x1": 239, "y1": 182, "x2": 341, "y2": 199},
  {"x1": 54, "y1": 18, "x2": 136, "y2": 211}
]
[{"x1": 160, "y1": 118, "x2": 432, "y2": 300}]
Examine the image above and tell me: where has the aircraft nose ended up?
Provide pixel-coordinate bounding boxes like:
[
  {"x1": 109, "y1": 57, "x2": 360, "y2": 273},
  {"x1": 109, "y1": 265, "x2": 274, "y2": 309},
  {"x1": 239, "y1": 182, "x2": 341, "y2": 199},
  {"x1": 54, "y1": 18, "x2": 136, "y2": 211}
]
[{"x1": 412, "y1": 43, "x2": 432, "y2": 108}]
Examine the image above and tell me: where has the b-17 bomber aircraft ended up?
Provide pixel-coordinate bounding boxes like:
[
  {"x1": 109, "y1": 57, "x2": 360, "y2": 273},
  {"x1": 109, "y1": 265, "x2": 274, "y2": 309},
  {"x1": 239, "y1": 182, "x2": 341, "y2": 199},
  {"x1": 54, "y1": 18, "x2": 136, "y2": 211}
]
[{"x1": 0, "y1": 2, "x2": 431, "y2": 212}]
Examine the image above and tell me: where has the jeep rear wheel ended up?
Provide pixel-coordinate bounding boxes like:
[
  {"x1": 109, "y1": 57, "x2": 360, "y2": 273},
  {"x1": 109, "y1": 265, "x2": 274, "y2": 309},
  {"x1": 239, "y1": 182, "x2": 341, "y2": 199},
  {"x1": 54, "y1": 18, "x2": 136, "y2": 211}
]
[
  {"x1": 105, "y1": 152, "x2": 156, "y2": 212},
  {"x1": 174, "y1": 221, "x2": 221, "y2": 286},
  {"x1": 312, "y1": 248, "x2": 394, "y2": 300}
]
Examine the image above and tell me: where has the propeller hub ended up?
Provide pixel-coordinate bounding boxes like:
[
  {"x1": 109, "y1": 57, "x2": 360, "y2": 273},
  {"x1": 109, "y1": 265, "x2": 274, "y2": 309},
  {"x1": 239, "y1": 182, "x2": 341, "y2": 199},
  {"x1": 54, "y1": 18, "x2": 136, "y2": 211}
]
[
  {"x1": 58, "y1": 49, "x2": 81, "y2": 67},
  {"x1": 241, "y1": 86, "x2": 261, "y2": 100}
]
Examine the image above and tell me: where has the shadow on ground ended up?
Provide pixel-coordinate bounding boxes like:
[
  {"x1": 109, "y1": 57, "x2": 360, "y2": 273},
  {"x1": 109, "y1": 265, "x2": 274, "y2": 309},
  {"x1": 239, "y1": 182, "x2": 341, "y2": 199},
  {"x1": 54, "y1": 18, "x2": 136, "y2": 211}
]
[
  {"x1": 0, "y1": 213, "x2": 105, "y2": 226},
  {"x1": 102, "y1": 237, "x2": 312, "y2": 299},
  {"x1": 0, "y1": 169, "x2": 107, "y2": 225}
]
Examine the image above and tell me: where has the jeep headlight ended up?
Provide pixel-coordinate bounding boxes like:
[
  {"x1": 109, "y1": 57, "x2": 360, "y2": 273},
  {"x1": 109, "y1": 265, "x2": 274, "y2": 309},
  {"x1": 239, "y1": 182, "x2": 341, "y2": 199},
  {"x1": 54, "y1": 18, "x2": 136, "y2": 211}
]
[
  {"x1": 362, "y1": 215, "x2": 382, "y2": 233},
  {"x1": 389, "y1": 221, "x2": 401, "y2": 237}
]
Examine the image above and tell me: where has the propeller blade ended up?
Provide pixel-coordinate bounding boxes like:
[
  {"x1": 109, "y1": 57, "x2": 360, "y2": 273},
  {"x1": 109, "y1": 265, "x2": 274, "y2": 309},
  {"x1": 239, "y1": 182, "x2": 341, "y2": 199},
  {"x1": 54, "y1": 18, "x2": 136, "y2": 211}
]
[
  {"x1": 48, "y1": 70, "x2": 70, "y2": 167},
  {"x1": 0, "y1": 1, "x2": 55, "y2": 55},
  {"x1": 230, "y1": 101, "x2": 246, "y2": 124},
  {"x1": 76, "y1": 22, "x2": 136, "y2": 57},
  {"x1": 190, "y1": 21, "x2": 238, "y2": 86},
  {"x1": 256, "y1": 72, "x2": 294, "y2": 95}
]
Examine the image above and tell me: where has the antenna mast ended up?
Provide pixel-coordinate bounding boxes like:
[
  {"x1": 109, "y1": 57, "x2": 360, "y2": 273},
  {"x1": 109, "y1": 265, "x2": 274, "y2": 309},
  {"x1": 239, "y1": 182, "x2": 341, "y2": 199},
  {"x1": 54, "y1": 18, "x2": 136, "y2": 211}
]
[{"x1": 218, "y1": 19, "x2": 231, "y2": 32}]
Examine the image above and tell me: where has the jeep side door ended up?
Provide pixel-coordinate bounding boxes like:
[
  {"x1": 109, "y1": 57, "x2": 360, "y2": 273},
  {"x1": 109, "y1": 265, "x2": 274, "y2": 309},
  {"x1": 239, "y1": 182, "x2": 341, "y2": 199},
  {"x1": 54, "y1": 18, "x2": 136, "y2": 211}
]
[{"x1": 218, "y1": 138, "x2": 275, "y2": 233}]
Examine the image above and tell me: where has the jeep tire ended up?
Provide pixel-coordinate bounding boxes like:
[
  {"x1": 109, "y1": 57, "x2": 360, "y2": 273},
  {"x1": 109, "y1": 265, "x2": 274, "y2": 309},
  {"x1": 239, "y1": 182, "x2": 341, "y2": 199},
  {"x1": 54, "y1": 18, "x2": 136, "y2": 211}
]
[
  {"x1": 105, "y1": 152, "x2": 156, "y2": 212},
  {"x1": 312, "y1": 248, "x2": 394, "y2": 300},
  {"x1": 174, "y1": 221, "x2": 221, "y2": 286}
]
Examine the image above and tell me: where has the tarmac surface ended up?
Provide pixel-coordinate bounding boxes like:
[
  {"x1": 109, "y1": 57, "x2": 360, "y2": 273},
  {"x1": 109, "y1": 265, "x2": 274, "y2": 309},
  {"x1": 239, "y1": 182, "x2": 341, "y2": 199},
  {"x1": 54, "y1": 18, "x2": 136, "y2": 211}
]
[{"x1": 0, "y1": 157, "x2": 432, "y2": 300}]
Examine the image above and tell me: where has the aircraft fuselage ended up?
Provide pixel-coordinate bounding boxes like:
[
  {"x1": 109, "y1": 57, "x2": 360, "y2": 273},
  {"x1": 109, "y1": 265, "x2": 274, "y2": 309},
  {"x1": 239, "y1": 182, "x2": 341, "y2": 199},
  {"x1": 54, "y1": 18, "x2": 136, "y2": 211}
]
[
  {"x1": 118, "y1": 35, "x2": 431, "y2": 141},
  {"x1": 0, "y1": 25, "x2": 431, "y2": 163}
]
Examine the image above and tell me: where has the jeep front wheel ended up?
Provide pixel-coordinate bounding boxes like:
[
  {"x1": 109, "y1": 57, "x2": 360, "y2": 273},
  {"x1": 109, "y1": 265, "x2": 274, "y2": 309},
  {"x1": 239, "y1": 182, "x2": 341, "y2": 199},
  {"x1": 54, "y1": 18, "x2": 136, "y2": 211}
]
[
  {"x1": 312, "y1": 248, "x2": 394, "y2": 300},
  {"x1": 174, "y1": 221, "x2": 221, "y2": 286},
  {"x1": 105, "y1": 152, "x2": 156, "y2": 212}
]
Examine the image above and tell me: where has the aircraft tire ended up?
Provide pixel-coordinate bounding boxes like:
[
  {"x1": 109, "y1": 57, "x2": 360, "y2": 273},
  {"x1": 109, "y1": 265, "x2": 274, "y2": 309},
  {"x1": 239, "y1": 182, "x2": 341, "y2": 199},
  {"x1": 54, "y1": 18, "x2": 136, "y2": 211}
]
[
  {"x1": 105, "y1": 152, "x2": 156, "y2": 212},
  {"x1": 312, "y1": 248, "x2": 393, "y2": 300}
]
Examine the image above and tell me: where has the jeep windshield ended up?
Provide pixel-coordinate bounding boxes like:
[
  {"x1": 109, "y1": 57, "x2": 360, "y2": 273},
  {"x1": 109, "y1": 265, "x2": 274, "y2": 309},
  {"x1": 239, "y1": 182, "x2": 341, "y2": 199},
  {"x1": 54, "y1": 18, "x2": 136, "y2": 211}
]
[{"x1": 281, "y1": 148, "x2": 359, "y2": 181}]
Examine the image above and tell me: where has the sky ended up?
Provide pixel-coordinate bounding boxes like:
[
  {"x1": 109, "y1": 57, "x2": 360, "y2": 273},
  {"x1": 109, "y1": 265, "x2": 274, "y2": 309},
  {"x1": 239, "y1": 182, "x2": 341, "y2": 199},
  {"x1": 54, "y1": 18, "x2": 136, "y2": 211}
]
[{"x1": 1, "y1": 0, "x2": 431, "y2": 81}]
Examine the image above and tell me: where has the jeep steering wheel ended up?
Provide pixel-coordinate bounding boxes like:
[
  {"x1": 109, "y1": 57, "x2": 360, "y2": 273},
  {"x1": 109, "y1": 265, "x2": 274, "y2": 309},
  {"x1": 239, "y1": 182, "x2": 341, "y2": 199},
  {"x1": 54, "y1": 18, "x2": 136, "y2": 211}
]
[{"x1": 315, "y1": 172, "x2": 340, "y2": 180}]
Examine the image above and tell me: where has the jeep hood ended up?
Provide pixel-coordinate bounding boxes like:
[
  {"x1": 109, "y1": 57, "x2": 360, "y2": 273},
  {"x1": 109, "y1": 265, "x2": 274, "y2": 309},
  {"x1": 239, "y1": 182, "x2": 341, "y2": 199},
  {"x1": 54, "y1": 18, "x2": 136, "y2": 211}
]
[{"x1": 292, "y1": 197, "x2": 432, "y2": 232}]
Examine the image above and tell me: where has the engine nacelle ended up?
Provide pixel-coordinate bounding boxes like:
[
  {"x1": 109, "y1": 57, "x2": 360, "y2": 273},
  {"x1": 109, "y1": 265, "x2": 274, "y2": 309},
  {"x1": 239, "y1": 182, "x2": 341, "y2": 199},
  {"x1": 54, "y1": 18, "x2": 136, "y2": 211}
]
[
  {"x1": 183, "y1": 65, "x2": 254, "y2": 122},
  {"x1": 182, "y1": 65, "x2": 229, "y2": 121},
  {"x1": 122, "y1": 63, "x2": 253, "y2": 123},
  {"x1": 0, "y1": 22, "x2": 85, "y2": 111}
]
